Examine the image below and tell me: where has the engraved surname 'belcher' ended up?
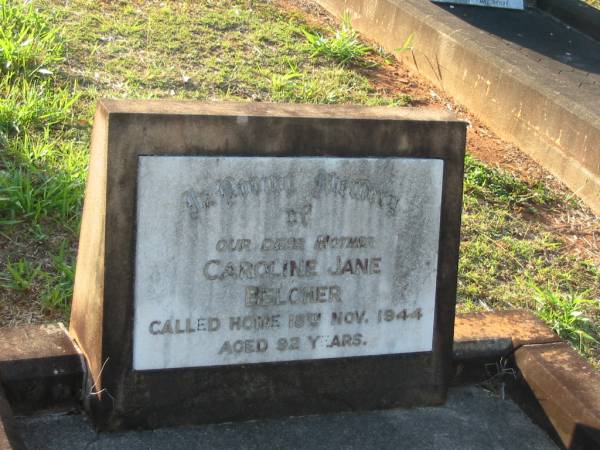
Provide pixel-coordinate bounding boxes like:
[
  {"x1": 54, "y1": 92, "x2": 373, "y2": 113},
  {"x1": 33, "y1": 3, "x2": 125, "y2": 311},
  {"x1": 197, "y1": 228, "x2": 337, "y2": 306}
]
[{"x1": 245, "y1": 285, "x2": 342, "y2": 307}]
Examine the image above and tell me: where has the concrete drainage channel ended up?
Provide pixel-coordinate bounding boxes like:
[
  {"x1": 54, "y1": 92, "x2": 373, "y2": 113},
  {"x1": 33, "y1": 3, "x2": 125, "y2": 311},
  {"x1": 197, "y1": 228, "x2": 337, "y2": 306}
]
[
  {"x1": 1, "y1": 311, "x2": 599, "y2": 449},
  {"x1": 315, "y1": 0, "x2": 600, "y2": 215}
]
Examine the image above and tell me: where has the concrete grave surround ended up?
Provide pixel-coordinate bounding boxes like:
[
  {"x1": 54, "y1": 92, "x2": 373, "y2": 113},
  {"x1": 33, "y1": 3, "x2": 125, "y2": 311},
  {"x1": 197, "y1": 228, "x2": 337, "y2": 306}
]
[{"x1": 69, "y1": 101, "x2": 466, "y2": 430}]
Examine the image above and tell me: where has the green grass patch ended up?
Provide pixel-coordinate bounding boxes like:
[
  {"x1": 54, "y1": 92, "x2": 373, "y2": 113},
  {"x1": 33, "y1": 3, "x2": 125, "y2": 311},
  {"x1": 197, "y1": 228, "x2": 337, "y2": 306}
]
[
  {"x1": 39, "y1": 242, "x2": 75, "y2": 313},
  {"x1": 533, "y1": 285, "x2": 599, "y2": 355},
  {"x1": 0, "y1": 0, "x2": 64, "y2": 78},
  {"x1": 1, "y1": 243, "x2": 75, "y2": 314},
  {"x1": 0, "y1": 77, "x2": 78, "y2": 135},
  {"x1": 0, "y1": 0, "x2": 81, "y2": 318},
  {"x1": 0, "y1": 152, "x2": 85, "y2": 229},
  {"x1": 464, "y1": 155, "x2": 557, "y2": 209},
  {"x1": 1, "y1": 258, "x2": 42, "y2": 292},
  {"x1": 458, "y1": 194, "x2": 598, "y2": 307},
  {"x1": 302, "y1": 11, "x2": 372, "y2": 66},
  {"x1": 269, "y1": 64, "x2": 410, "y2": 105}
]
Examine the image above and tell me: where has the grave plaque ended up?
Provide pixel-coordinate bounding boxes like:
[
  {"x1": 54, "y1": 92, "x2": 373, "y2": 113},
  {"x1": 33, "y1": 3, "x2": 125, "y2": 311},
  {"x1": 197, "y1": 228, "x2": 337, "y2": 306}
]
[
  {"x1": 134, "y1": 156, "x2": 442, "y2": 370},
  {"x1": 69, "y1": 101, "x2": 466, "y2": 430}
]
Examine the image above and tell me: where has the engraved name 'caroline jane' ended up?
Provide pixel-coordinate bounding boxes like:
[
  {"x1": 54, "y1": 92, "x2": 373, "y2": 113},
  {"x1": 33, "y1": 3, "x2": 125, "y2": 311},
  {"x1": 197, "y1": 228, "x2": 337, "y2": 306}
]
[{"x1": 203, "y1": 256, "x2": 382, "y2": 281}]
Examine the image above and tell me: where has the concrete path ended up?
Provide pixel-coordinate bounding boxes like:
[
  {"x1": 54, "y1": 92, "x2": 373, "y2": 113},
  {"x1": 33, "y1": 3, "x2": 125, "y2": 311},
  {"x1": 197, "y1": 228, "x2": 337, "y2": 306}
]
[
  {"x1": 439, "y1": 3, "x2": 600, "y2": 119},
  {"x1": 16, "y1": 386, "x2": 558, "y2": 449}
]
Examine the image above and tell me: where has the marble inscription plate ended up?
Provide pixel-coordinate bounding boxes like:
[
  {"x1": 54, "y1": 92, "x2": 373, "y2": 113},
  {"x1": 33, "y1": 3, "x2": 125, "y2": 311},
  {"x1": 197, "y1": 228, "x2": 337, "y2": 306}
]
[{"x1": 133, "y1": 157, "x2": 444, "y2": 370}]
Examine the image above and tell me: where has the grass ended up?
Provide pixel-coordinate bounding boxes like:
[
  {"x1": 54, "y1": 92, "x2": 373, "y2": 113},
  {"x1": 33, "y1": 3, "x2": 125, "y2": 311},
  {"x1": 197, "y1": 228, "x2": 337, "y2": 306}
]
[
  {"x1": 458, "y1": 164, "x2": 598, "y2": 311},
  {"x1": 533, "y1": 285, "x2": 598, "y2": 354},
  {"x1": 459, "y1": 157, "x2": 600, "y2": 361},
  {"x1": 0, "y1": 0, "x2": 598, "y2": 363},
  {"x1": 0, "y1": 77, "x2": 77, "y2": 135},
  {"x1": 2, "y1": 131, "x2": 86, "y2": 227},
  {"x1": 302, "y1": 11, "x2": 372, "y2": 66},
  {"x1": 464, "y1": 155, "x2": 556, "y2": 209},
  {"x1": 0, "y1": 0, "x2": 411, "y2": 323},
  {"x1": 0, "y1": 0, "x2": 80, "y2": 318},
  {"x1": 1, "y1": 259, "x2": 42, "y2": 292},
  {"x1": 0, "y1": 0, "x2": 63, "y2": 78}
]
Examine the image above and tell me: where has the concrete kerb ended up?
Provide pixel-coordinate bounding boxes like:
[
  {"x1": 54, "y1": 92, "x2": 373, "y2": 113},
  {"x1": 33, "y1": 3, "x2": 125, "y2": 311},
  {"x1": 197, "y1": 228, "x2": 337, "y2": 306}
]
[
  {"x1": 454, "y1": 310, "x2": 600, "y2": 449},
  {"x1": 0, "y1": 323, "x2": 83, "y2": 414},
  {"x1": 453, "y1": 310, "x2": 561, "y2": 361},
  {"x1": 0, "y1": 324, "x2": 83, "y2": 450},
  {"x1": 316, "y1": 0, "x2": 600, "y2": 215},
  {"x1": 0, "y1": 383, "x2": 26, "y2": 450},
  {"x1": 515, "y1": 343, "x2": 600, "y2": 449}
]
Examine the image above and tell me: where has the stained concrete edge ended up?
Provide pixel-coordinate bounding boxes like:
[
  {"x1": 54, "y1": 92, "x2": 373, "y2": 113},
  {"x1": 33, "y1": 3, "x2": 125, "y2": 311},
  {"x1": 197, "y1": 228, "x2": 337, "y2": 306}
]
[
  {"x1": 0, "y1": 383, "x2": 26, "y2": 450},
  {"x1": 15, "y1": 386, "x2": 560, "y2": 450},
  {"x1": 453, "y1": 309, "x2": 561, "y2": 361},
  {"x1": 455, "y1": 310, "x2": 600, "y2": 448},
  {"x1": 515, "y1": 342, "x2": 600, "y2": 449},
  {"x1": 315, "y1": 0, "x2": 600, "y2": 215},
  {"x1": 0, "y1": 323, "x2": 83, "y2": 414},
  {"x1": 98, "y1": 99, "x2": 462, "y2": 122}
]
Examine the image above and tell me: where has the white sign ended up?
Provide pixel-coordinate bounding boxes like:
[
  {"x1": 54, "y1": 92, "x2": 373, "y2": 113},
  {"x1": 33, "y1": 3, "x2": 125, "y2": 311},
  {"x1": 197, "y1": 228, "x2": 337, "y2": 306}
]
[
  {"x1": 433, "y1": 0, "x2": 524, "y2": 9},
  {"x1": 133, "y1": 157, "x2": 443, "y2": 370}
]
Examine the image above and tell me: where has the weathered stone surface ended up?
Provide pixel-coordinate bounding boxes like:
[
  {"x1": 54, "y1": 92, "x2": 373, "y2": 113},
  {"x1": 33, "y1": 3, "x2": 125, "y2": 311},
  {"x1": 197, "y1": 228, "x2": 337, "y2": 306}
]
[
  {"x1": 453, "y1": 310, "x2": 560, "y2": 361},
  {"x1": 134, "y1": 157, "x2": 443, "y2": 370},
  {"x1": 69, "y1": 101, "x2": 466, "y2": 430},
  {"x1": 0, "y1": 324, "x2": 82, "y2": 413},
  {"x1": 515, "y1": 342, "x2": 600, "y2": 450},
  {"x1": 0, "y1": 324, "x2": 80, "y2": 379},
  {"x1": 0, "y1": 383, "x2": 26, "y2": 450},
  {"x1": 16, "y1": 386, "x2": 559, "y2": 450}
]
